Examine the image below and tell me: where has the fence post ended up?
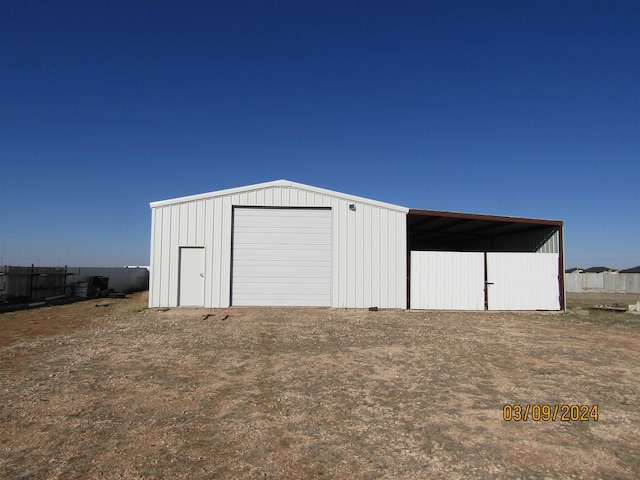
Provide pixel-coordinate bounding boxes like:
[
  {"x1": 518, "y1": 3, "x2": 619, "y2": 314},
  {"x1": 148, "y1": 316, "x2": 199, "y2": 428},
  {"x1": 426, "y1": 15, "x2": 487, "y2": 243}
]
[{"x1": 29, "y1": 264, "x2": 34, "y2": 300}]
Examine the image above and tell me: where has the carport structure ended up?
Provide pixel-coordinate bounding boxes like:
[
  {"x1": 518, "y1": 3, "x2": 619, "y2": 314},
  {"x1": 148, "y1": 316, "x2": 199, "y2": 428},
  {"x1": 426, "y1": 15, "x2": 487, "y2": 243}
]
[{"x1": 408, "y1": 210, "x2": 564, "y2": 311}]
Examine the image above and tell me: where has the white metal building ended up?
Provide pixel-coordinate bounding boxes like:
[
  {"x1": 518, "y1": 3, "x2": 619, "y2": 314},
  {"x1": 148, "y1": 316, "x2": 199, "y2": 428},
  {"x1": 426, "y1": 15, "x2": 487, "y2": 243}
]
[
  {"x1": 149, "y1": 180, "x2": 565, "y2": 310},
  {"x1": 149, "y1": 180, "x2": 408, "y2": 309}
]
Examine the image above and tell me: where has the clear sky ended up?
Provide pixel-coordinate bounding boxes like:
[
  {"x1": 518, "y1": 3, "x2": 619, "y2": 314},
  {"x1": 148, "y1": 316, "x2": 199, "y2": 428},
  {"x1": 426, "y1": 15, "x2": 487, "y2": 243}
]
[{"x1": 1, "y1": 0, "x2": 638, "y2": 269}]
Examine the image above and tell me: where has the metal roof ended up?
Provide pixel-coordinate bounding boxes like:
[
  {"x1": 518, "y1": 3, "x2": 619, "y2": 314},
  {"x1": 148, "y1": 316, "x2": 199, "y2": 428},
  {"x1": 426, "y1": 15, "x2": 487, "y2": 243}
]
[
  {"x1": 408, "y1": 209, "x2": 563, "y2": 247},
  {"x1": 583, "y1": 266, "x2": 617, "y2": 273},
  {"x1": 620, "y1": 266, "x2": 640, "y2": 273},
  {"x1": 150, "y1": 181, "x2": 563, "y2": 239}
]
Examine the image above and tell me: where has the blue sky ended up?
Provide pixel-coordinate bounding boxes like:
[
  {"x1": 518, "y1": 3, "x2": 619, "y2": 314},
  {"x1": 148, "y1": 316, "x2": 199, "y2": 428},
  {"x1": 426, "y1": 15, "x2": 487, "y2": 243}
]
[{"x1": 1, "y1": 0, "x2": 638, "y2": 269}]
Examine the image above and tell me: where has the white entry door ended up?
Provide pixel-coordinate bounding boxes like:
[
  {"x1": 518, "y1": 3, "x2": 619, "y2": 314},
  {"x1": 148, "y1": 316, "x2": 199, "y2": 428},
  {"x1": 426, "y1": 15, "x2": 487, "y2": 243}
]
[
  {"x1": 486, "y1": 252, "x2": 559, "y2": 310},
  {"x1": 178, "y1": 247, "x2": 205, "y2": 306}
]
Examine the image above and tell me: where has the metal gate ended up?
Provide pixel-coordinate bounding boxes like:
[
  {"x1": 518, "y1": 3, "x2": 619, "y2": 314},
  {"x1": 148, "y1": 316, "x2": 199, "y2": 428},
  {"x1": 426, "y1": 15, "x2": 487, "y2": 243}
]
[
  {"x1": 410, "y1": 251, "x2": 484, "y2": 310},
  {"x1": 411, "y1": 251, "x2": 560, "y2": 310},
  {"x1": 486, "y1": 252, "x2": 559, "y2": 310}
]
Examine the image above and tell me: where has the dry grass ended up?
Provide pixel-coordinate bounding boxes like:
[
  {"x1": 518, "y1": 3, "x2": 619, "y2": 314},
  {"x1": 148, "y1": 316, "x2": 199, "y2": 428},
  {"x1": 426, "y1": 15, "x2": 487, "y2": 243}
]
[{"x1": 1, "y1": 292, "x2": 639, "y2": 479}]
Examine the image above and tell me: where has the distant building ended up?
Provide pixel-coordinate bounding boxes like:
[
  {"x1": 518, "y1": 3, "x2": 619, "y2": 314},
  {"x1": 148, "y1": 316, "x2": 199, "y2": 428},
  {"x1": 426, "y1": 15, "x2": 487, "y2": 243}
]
[
  {"x1": 565, "y1": 267, "x2": 584, "y2": 273},
  {"x1": 620, "y1": 265, "x2": 640, "y2": 274},
  {"x1": 583, "y1": 266, "x2": 619, "y2": 273}
]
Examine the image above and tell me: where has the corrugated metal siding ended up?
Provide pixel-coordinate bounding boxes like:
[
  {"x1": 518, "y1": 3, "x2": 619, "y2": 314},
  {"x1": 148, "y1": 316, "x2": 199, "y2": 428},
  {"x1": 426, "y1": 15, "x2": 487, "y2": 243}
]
[
  {"x1": 149, "y1": 182, "x2": 407, "y2": 308},
  {"x1": 487, "y1": 252, "x2": 560, "y2": 310},
  {"x1": 493, "y1": 228, "x2": 560, "y2": 253},
  {"x1": 410, "y1": 251, "x2": 561, "y2": 311},
  {"x1": 493, "y1": 229, "x2": 559, "y2": 252},
  {"x1": 410, "y1": 251, "x2": 485, "y2": 310},
  {"x1": 537, "y1": 230, "x2": 559, "y2": 253}
]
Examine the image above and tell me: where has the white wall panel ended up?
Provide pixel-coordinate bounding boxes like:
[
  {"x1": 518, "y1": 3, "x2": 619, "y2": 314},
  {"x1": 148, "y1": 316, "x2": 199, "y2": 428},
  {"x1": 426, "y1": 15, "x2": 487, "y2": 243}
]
[
  {"x1": 493, "y1": 229, "x2": 560, "y2": 253},
  {"x1": 565, "y1": 273, "x2": 640, "y2": 293},
  {"x1": 410, "y1": 251, "x2": 485, "y2": 310},
  {"x1": 487, "y1": 252, "x2": 560, "y2": 310},
  {"x1": 603, "y1": 274, "x2": 626, "y2": 293},
  {"x1": 626, "y1": 274, "x2": 640, "y2": 292}
]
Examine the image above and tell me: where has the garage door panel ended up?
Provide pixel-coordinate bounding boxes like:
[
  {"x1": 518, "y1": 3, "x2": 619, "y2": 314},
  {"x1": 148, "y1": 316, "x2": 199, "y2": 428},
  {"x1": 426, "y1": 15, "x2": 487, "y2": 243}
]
[
  {"x1": 234, "y1": 280, "x2": 330, "y2": 293},
  {"x1": 235, "y1": 224, "x2": 331, "y2": 233},
  {"x1": 233, "y1": 267, "x2": 331, "y2": 279},
  {"x1": 234, "y1": 242, "x2": 331, "y2": 253},
  {"x1": 234, "y1": 249, "x2": 331, "y2": 262},
  {"x1": 234, "y1": 236, "x2": 331, "y2": 248},
  {"x1": 236, "y1": 209, "x2": 326, "y2": 219},
  {"x1": 232, "y1": 294, "x2": 330, "y2": 307},
  {"x1": 235, "y1": 230, "x2": 331, "y2": 239},
  {"x1": 232, "y1": 208, "x2": 332, "y2": 306},
  {"x1": 234, "y1": 258, "x2": 331, "y2": 267},
  {"x1": 234, "y1": 260, "x2": 330, "y2": 269},
  {"x1": 235, "y1": 220, "x2": 330, "y2": 229}
]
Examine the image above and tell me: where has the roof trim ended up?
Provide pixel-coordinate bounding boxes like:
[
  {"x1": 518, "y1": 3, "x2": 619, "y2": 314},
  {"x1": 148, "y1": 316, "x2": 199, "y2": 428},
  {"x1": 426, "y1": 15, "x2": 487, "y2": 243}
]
[
  {"x1": 409, "y1": 209, "x2": 563, "y2": 226},
  {"x1": 150, "y1": 179, "x2": 409, "y2": 212}
]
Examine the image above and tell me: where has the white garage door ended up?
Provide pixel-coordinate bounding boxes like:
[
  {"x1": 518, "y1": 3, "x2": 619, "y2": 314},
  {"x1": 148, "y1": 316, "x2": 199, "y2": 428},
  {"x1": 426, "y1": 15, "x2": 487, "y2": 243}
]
[{"x1": 232, "y1": 208, "x2": 332, "y2": 306}]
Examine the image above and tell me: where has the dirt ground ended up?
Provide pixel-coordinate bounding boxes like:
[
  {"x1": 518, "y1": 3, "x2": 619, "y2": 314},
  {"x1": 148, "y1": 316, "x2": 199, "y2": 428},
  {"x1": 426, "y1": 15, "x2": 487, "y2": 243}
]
[{"x1": 1, "y1": 292, "x2": 639, "y2": 479}]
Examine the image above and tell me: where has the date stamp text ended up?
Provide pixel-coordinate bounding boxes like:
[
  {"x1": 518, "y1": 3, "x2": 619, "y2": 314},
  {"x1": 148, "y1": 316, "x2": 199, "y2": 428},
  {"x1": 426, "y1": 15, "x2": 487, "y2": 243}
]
[{"x1": 503, "y1": 404, "x2": 598, "y2": 422}]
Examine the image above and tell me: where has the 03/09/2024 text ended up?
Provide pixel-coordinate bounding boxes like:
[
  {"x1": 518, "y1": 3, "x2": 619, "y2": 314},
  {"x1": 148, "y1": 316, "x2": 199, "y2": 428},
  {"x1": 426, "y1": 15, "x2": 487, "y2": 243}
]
[{"x1": 503, "y1": 404, "x2": 598, "y2": 422}]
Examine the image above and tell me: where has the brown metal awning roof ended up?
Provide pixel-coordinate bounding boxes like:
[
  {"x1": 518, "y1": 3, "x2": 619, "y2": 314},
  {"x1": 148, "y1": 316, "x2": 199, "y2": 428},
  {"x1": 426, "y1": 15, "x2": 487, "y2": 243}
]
[
  {"x1": 409, "y1": 209, "x2": 562, "y2": 226},
  {"x1": 408, "y1": 209, "x2": 563, "y2": 250}
]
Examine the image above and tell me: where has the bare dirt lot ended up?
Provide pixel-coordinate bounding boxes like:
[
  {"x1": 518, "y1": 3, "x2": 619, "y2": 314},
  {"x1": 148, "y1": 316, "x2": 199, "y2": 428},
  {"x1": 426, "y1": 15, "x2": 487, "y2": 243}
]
[{"x1": 1, "y1": 292, "x2": 639, "y2": 479}]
